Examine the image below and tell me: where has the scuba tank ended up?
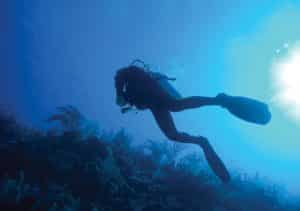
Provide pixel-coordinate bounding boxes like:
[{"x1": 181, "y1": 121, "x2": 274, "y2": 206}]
[
  {"x1": 148, "y1": 71, "x2": 182, "y2": 100},
  {"x1": 130, "y1": 59, "x2": 182, "y2": 99}
]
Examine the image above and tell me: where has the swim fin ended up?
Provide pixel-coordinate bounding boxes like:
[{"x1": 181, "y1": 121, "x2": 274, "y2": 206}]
[
  {"x1": 201, "y1": 141, "x2": 231, "y2": 183},
  {"x1": 217, "y1": 93, "x2": 271, "y2": 125}
]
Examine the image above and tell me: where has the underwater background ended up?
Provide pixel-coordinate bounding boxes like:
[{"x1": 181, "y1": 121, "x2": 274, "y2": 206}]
[{"x1": 1, "y1": 0, "x2": 300, "y2": 210}]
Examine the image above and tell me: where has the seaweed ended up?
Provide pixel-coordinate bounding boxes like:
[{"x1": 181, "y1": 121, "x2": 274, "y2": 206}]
[{"x1": 0, "y1": 107, "x2": 298, "y2": 211}]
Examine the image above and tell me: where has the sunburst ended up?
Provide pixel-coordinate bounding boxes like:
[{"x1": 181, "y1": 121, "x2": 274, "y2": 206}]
[{"x1": 272, "y1": 44, "x2": 300, "y2": 121}]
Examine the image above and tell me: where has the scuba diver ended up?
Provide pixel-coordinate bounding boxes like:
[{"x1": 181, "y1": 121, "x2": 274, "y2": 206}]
[{"x1": 114, "y1": 60, "x2": 271, "y2": 183}]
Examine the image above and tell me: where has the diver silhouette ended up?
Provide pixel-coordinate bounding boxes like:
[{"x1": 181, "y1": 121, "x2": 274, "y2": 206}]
[{"x1": 114, "y1": 60, "x2": 271, "y2": 183}]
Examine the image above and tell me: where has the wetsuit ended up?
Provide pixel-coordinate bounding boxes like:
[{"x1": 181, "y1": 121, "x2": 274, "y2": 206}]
[{"x1": 114, "y1": 65, "x2": 230, "y2": 183}]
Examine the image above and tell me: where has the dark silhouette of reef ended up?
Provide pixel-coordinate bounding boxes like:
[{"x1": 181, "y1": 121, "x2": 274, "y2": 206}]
[{"x1": 0, "y1": 106, "x2": 299, "y2": 211}]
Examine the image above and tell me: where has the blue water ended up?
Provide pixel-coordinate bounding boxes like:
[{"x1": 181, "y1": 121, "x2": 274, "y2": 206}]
[{"x1": 2, "y1": 1, "x2": 300, "y2": 208}]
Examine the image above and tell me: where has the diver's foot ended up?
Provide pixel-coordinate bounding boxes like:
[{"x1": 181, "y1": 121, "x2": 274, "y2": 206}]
[
  {"x1": 195, "y1": 136, "x2": 210, "y2": 148},
  {"x1": 215, "y1": 93, "x2": 228, "y2": 108}
]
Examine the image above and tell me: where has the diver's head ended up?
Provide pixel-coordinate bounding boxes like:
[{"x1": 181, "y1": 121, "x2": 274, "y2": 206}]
[{"x1": 116, "y1": 59, "x2": 149, "y2": 74}]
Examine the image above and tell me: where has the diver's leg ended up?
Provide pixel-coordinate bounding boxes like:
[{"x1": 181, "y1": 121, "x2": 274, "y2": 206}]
[
  {"x1": 166, "y1": 96, "x2": 223, "y2": 112},
  {"x1": 150, "y1": 108, "x2": 231, "y2": 183},
  {"x1": 150, "y1": 108, "x2": 207, "y2": 146}
]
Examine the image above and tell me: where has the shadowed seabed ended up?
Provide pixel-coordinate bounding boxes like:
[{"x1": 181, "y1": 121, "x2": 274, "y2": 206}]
[{"x1": 0, "y1": 106, "x2": 299, "y2": 211}]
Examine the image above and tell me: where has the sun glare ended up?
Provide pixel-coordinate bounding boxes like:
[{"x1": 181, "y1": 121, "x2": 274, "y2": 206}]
[{"x1": 272, "y1": 44, "x2": 300, "y2": 121}]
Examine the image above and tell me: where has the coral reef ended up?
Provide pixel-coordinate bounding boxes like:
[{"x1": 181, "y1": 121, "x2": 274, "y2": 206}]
[{"x1": 0, "y1": 107, "x2": 299, "y2": 211}]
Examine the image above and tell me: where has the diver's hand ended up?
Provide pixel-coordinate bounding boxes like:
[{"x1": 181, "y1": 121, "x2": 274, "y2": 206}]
[
  {"x1": 121, "y1": 106, "x2": 132, "y2": 114},
  {"x1": 116, "y1": 95, "x2": 127, "y2": 107}
]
